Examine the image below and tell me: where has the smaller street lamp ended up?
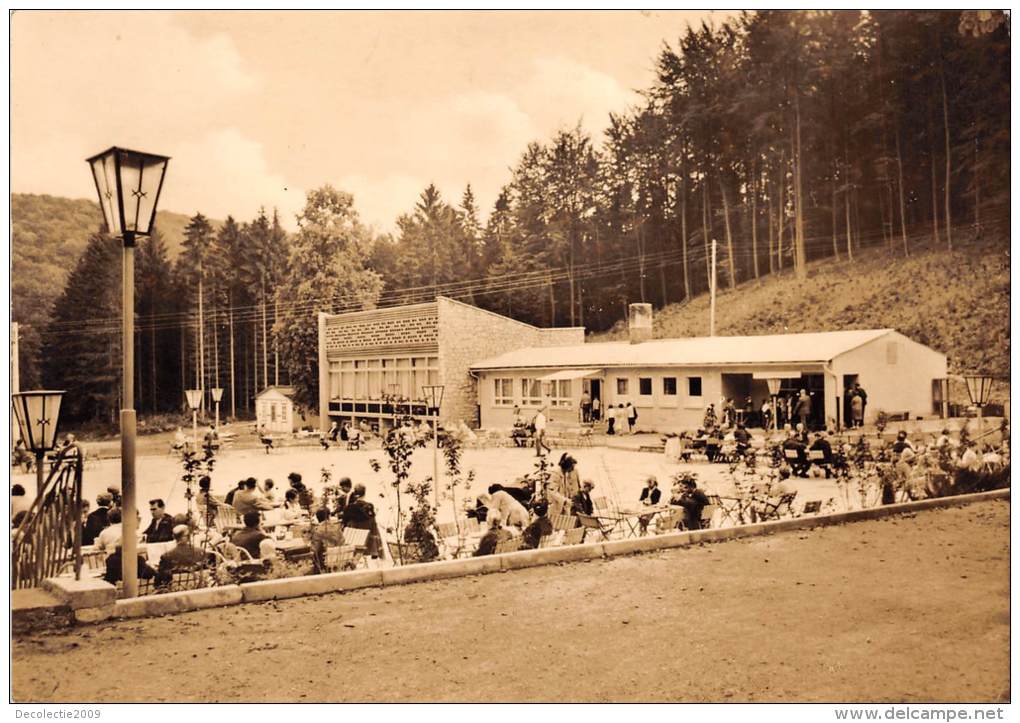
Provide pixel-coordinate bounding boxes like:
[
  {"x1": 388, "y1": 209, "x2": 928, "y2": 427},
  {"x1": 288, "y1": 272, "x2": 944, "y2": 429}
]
[
  {"x1": 11, "y1": 390, "x2": 65, "y2": 494},
  {"x1": 963, "y1": 374, "x2": 996, "y2": 427},
  {"x1": 210, "y1": 388, "x2": 224, "y2": 430},
  {"x1": 185, "y1": 389, "x2": 203, "y2": 451},
  {"x1": 422, "y1": 384, "x2": 445, "y2": 510}
]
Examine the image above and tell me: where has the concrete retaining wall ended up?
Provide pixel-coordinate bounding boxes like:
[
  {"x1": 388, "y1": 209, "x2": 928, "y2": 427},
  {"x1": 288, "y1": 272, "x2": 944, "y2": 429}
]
[{"x1": 49, "y1": 487, "x2": 1005, "y2": 623}]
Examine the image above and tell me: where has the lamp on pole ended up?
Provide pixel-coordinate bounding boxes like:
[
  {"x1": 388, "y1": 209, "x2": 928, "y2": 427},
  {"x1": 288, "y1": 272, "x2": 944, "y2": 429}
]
[
  {"x1": 87, "y1": 146, "x2": 169, "y2": 599},
  {"x1": 210, "y1": 387, "x2": 224, "y2": 430},
  {"x1": 963, "y1": 374, "x2": 996, "y2": 429},
  {"x1": 11, "y1": 390, "x2": 65, "y2": 495},
  {"x1": 422, "y1": 384, "x2": 445, "y2": 511},
  {"x1": 185, "y1": 389, "x2": 203, "y2": 450}
]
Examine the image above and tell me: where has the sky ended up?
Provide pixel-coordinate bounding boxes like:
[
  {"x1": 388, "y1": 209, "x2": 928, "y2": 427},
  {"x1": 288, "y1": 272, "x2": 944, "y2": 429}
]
[{"x1": 10, "y1": 10, "x2": 738, "y2": 234}]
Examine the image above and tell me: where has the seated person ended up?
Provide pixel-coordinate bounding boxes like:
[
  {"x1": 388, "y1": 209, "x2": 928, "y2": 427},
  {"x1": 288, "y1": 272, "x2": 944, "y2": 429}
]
[
  {"x1": 223, "y1": 480, "x2": 244, "y2": 507},
  {"x1": 83, "y1": 493, "x2": 113, "y2": 546},
  {"x1": 638, "y1": 476, "x2": 661, "y2": 534},
  {"x1": 95, "y1": 508, "x2": 124, "y2": 553},
  {"x1": 143, "y1": 499, "x2": 175, "y2": 543},
  {"x1": 231, "y1": 511, "x2": 270, "y2": 559},
  {"x1": 195, "y1": 476, "x2": 224, "y2": 527},
  {"x1": 203, "y1": 425, "x2": 220, "y2": 453},
  {"x1": 782, "y1": 432, "x2": 810, "y2": 477},
  {"x1": 473, "y1": 518, "x2": 512, "y2": 557},
  {"x1": 733, "y1": 423, "x2": 751, "y2": 454},
  {"x1": 891, "y1": 430, "x2": 914, "y2": 455},
  {"x1": 347, "y1": 426, "x2": 364, "y2": 449},
  {"x1": 342, "y1": 484, "x2": 382, "y2": 558},
  {"x1": 171, "y1": 427, "x2": 188, "y2": 452},
  {"x1": 808, "y1": 431, "x2": 834, "y2": 477},
  {"x1": 257, "y1": 424, "x2": 274, "y2": 451},
  {"x1": 468, "y1": 495, "x2": 489, "y2": 523},
  {"x1": 705, "y1": 429, "x2": 723, "y2": 462},
  {"x1": 478, "y1": 489, "x2": 530, "y2": 529},
  {"x1": 103, "y1": 544, "x2": 157, "y2": 585},
  {"x1": 521, "y1": 502, "x2": 553, "y2": 549},
  {"x1": 156, "y1": 525, "x2": 209, "y2": 587},
  {"x1": 281, "y1": 489, "x2": 305, "y2": 520},
  {"x1": 327, "y1": 421, "x2": 340, "y2": 442},
  {"x1": 490, "y1": 482, "x2": 531, "y2": 507},
  {"x1": 232, "y1": 477, "x2": 274, "y2": 516},
  {"x1": 675, "y1": 477, "x2": 710, "y2": 530},
  {"x1": 310, "y1": 508, "x2": 345, "y2": 572},
  {"x1": 570, "y1": 480, "x2": 595, "y2": 516},
  {"x1": 11, "y1": 484, "x2": 31, "y2": 528}
]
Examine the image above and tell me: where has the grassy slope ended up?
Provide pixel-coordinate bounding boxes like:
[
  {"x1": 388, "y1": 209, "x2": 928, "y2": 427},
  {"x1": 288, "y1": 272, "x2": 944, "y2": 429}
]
[{"x1": 595, "y1": 235, "x2": 1010, "y2": 385}]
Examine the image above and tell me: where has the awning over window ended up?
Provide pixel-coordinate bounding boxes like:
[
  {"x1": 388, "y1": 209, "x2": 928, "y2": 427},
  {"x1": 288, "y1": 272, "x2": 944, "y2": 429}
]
[{"x1": 538, "y1": 368, "x2": 603, "y2": 382}]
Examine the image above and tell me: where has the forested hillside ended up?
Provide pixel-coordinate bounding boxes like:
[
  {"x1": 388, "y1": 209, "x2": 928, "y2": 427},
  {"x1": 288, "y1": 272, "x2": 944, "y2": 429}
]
[{"x1": 597, "y1": 230, "x2": 1010, "y2": 390}]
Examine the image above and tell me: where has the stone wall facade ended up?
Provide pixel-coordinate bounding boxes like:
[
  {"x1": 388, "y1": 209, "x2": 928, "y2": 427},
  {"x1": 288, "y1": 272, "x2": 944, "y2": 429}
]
[{"x1": 437, "y1": 297, "x2": 584, "y2": 427}]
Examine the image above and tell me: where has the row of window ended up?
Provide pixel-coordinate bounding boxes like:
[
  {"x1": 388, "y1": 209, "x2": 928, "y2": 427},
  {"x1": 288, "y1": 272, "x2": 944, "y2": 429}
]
[
  {"x1": 328, "y1": 356, "x2": 440, "y2": 402},
  {"x1": 492, "y1": 375, "x2": 703, "y2": 406},
  {"x1": 616, "y1": 376, "x2": 701, "y2": 397}
]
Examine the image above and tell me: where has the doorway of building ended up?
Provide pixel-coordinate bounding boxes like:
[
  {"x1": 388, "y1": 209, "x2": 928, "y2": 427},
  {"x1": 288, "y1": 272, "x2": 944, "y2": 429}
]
[
  {"x1": 777, "y1": 374, "x2": 825, "y2": 429},
  {"x1": 586, "y1": 379, "x2": 602, "y2": 422},
  {"x1": 843, "y1": 374, "x2": 860, "y2": 428}
]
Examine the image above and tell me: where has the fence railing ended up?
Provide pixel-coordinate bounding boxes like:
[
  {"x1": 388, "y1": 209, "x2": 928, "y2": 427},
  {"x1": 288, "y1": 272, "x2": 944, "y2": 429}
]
[{"x1": 11, "y1": 444, "x2": 84, "y2": 589}]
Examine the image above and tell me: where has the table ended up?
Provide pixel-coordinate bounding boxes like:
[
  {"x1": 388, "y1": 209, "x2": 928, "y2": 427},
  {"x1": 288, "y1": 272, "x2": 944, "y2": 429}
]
[
  {"x1": 274, "y1": 537, "x2": 312, "y2": 562},
  {"x1": 614, "y1": 504, "x2": 673, "y2": 537}
]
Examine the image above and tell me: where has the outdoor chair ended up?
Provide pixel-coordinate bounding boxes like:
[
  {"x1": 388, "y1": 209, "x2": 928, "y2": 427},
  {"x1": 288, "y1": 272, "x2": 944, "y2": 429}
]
[
  {"x1": 341, "y1": 526, "x2": 370, "y2": 550},
  {"x1": 561, "y1": 527, "x2": 586, "y2": 546},
  {"x1": 708, "y1": 494, "x2": 743, "y2": 527},
  {"x1": 387, "y1": 540, "x2": 421, "y2": 565},
  {"x1": 537, "y1": 533, "x2": 559, "y2": 548},
  {"x1": 463, "y1": 517, "x2": 481, "y2": 535},
  {"x1": 322, "y1": 545, "x2": 357, "y2": 573},
  {"x1": 655, "y1": 508, "x2": 684, "y2": 534},
  {"x1": 755, "y1": 492, "x2": 798, "y2": 522},
  {"x1": 436, "y1": 522, "x2": 460, "y2": 540},
  {"x1": 494, "y1": 537, "x2": 522, "y2": 554},
  {"x1": 551, "y1": 514, "x2": 578, "y2": 531},
  {"x1": 577, "y1": 513, "x2": 618, "y2": 541},
  {"x1": 592, "y1": 496, "x2": 612, "y2": 512},
  {"x1": 698, "y1": 503, "x2": 719, "y2": 529},
  {"x1": 214, "y1": 506, "x2": 243, "y2": 532}
]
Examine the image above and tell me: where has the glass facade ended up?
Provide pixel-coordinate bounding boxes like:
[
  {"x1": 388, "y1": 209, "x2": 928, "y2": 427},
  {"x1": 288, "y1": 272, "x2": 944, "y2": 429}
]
[{"x1": 328, "y1": 355, "x2": 439, "y2": 416}]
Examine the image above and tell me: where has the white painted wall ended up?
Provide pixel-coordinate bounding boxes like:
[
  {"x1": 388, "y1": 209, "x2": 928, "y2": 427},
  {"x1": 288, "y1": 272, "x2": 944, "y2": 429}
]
[{"x1": 831, "y1": 331, "x2": 947, "y2": 423}]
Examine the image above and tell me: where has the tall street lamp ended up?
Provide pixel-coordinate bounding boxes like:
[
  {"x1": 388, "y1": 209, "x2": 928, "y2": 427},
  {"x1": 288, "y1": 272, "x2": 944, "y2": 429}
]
[
  {"x1": 186, "y1": 389, "x2": 203, "y2": 450},
  {"x1": 963, "y1": 374, "x2": 996, "y2": 428},
  {"x1": 765, "y1": 378, "x2": 782, "y2": 433},
  {"x1": 422, "y1": 384, "x2": 445, "y2": 511},
  {"x1": 87, "y1": 146, "x2": 169, "y2": 598},
  {"x1": 11, "y1": 390, "x2": 65, "y2": 494},
  {"x1": 210, "y1": 387, "x2": 224, "y2": 430}
]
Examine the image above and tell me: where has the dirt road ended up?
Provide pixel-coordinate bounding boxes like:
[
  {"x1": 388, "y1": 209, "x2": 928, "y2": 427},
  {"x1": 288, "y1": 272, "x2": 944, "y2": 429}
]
[{"x1": 12, "y1": 500, "x2": 1010, "y2": 703}]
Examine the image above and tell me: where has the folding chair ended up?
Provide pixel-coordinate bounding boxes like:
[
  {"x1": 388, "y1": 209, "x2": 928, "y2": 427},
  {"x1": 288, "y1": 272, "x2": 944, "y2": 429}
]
[
  {"x1": 537, "y1": 533, "x2": 559, "y2": 548},
  {"x1": 215, "y1": 506, "x2": 243, "y2": 532},
  {"x1": 387, "y1": 540, "x2": 421, "y2": 565},
  {"x1": 577, "y1": 513, "x2": 618, "y2": 541},
  {"x1": 592, "y1": 497, "x2": 613, "y2": 512},
  {"x1": 436, "y1": 522, "x2": 460, "y2": 539},
  {"x1": 464, "y1": 517, "x2": 481, "y2": 535},
  {"x1": 561, "y1": 527, "x2": 586, "y2": 546},
  {"x1": 551, "y1": 514, "x2": 578, "y2": 531},
  {"x1": 159, "y1": 568, "x2": 211, "y2": 594},
  {"x1": 709, "y1": 494, "x2": 743, "y2": 527},
  {"x1": 655, "y1": 508, "x2": 684, "y2": 534},
  {"x1": 698, "y1": 503, "x2": 719, "y2": 530},
  {"x1": 756, "y1": 492, "x2": 798, "y2": 522},
  {"x1": 494, "y1": 537, "x2": 522, "y2": 554}
]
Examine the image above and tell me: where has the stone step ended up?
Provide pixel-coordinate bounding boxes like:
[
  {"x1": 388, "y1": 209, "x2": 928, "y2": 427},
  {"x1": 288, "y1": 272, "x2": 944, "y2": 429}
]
[{"x1": 12, "y1": 588, "x2": 73, "y2": 634}]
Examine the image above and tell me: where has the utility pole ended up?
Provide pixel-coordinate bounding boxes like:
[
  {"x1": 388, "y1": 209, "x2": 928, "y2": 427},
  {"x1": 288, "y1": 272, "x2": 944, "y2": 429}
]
[
  {"x1": 709, "y1": 238, "x2": 717, "y2": 337},
  {"x1": 229, "y1": 304, "x2": 236, "y2": 420},
  {"x1": 198, "y1": 257, "x2": 206, "y2": 416}
]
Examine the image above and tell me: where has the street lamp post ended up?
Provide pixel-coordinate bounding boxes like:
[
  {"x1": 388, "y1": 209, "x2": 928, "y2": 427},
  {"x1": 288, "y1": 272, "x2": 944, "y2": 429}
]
[
  {"x1": 186, "y1": 389, "x2": 203, "y2": 450},
  {"x1": 422, "y1": 385, "x2": 445, "y2": 511},
  {"x1": 963, "y1": 374, "x2": 996, "y2": 429},
  {"x1": 87, "y1": 146, "x2": 170, "y2": 599},
  {"x1": 765, "y1": 378, "x2": 782, "y2": 433},
  {"x1": 210, "y1": 387, "x2": 224, "y2": 430},
  {"x1": 11, "y1": 390, "x2": 65, "y2": 494}
]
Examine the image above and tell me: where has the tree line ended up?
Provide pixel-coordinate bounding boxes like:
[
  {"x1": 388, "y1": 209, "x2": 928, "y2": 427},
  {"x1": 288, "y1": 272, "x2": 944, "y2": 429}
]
[{"x1": 37, "y1": 10, "x2": 1009, "y2": 421}]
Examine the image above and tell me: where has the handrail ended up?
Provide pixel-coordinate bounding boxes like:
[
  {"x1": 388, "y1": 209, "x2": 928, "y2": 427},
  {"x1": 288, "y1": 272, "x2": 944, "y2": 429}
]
[{"x1": 11, "y1": 443, "x2": 84, "y2": 589}]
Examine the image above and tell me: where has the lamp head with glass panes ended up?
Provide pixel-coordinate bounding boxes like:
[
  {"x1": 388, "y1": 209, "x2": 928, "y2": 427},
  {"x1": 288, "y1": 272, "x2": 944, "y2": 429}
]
[{"x1": 86, "y1": 147, "x2": 170, "y2": 246}]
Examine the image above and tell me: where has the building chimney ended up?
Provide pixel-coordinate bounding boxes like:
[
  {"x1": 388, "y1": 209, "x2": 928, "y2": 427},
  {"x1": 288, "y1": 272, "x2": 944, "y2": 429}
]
[{"x1": 628, "y1": 303, "x2": 653, "y2": 344}]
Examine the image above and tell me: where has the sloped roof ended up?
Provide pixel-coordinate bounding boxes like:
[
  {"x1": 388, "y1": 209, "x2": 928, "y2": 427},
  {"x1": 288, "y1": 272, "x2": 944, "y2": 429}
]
[
  {"x1": 256, "y1": 385, "x2": 296, "y2": 400},
  {"x1": 470, "y1": 329, "x2": 897, "y2": 370}
]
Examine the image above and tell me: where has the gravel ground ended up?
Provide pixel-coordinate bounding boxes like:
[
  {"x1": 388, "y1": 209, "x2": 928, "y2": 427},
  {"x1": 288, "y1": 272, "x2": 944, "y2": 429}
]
[{"x1": 11, "y1": 499, "x2": 1009, "y2": 703}]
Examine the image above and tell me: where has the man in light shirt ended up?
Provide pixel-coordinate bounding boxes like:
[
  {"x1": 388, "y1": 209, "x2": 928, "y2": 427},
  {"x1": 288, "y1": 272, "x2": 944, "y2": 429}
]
[{"x1": 96, "y1": 508, "x2": 124, "y2": 553}]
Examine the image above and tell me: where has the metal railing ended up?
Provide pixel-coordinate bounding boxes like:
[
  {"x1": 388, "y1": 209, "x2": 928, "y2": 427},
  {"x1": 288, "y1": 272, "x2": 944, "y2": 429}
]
[{"x1": 11, "y1": 444, "x2": 84, "y2": 589}]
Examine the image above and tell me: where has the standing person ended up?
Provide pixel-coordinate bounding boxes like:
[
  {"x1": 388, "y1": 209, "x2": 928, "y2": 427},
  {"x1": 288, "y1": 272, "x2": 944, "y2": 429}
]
[
  {"x1": 533, "y1": 406, "x2": 550, "y2": 457},
  {"x1": 83, "y1": 493, "x2": 112, "y2": 546},
  {"x1": 703, "y1": 404, "x2": 717, "y2": 431},
  {"x1": 760, "y1": 398, "x2": 773, "y2": 431},
  {"x1": 850, "y1": 391, "x2": 864, "y2": 428},
  {"x1": 341, "y1": 484, "x2": 382, "y2": 558},
  {"x1": 591, "y1": 395, "x2": 601, "y2": 423},
  {"x1": 606, "y1": 404, "x2": 616, "y2": 435},
  {"x1": 794, "y1": 390, "x2": 812, "y2": 430},
  {"x1": 546, "y1": 454, "x2": 580, "y2": 517},
  {"x1": 626, "y1": 401, "x2": 638, "y2": 434},
  {"x1": 853, "y1": 382, "x2": 868, "y2": 424},
  {"x1": 580, "y1": 389, "x2": 591, "y2": 424},
  {"x1": 615, "y1": 404, "x2": 627, "y2": 435}
]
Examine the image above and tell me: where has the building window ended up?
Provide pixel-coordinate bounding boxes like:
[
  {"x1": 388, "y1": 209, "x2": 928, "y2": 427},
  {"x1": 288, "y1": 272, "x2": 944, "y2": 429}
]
[
  {"x1": 639, "y1": 378, "x2": 652, "y2": 396},
  {"x1": 616, "y1": 378, "x2": 629, "y2": 395},
  {"x1": 687, "y1": 377, "x2": 703, "y2": 397},
  {"x1": 270, "y1": 403, "x2": 277, "y2": 423},
  {"x1": 663, "y1": 377, "x2": 677, "y2": 396},
  {"x1": 494, "y1": 378, "x2": 514, "y2": 406},
  {"x1": 550, "y1": 379, "x2": 573, "y2": 408},
  {"x1": 521, "y1": 378, "x2": 542, "y2": 406}
]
